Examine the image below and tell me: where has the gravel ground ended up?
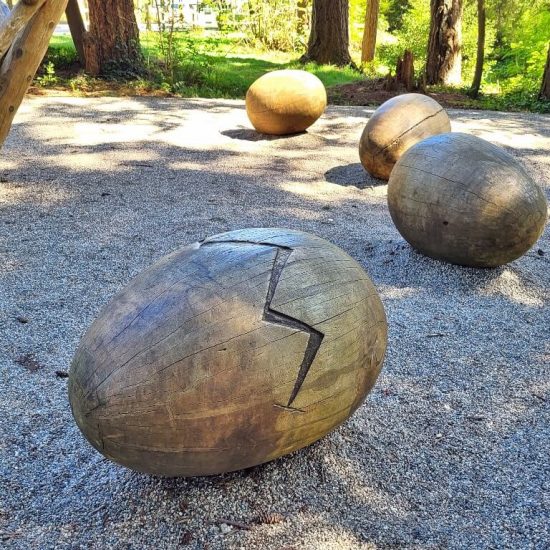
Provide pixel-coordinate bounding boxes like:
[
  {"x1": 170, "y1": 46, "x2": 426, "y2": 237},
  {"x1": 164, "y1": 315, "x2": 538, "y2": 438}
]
[{"x1": 0, "y1": 97, "x2": 549, "y2": 549}]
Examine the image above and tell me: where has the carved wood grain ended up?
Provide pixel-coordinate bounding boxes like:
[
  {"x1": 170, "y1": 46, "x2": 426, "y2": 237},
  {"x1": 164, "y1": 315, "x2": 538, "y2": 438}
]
[
  {"x1": 387, "y1": 133, "x2": 548, "y2": 267},
  {"x1": 359, "y1": 93, "x2": 451, "y2": 181},
  {"x1": 69, "y1": 229, "x2": 387, "y2": 477}
]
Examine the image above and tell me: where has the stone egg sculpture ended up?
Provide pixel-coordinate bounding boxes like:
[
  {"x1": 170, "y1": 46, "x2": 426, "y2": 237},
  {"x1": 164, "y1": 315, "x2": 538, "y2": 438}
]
[
  {"x1": 246, "y1": 70, "x2": 327, "y2": 135},
  {"x1": 388, "y1": 133, "x2": 548, "y2": 267},
  {"x1": 69, "y1": 228, "x2": 387, "y2": 477},
  {"x1": 359, "y1": 93, "x2": 451, "y2": 180}
]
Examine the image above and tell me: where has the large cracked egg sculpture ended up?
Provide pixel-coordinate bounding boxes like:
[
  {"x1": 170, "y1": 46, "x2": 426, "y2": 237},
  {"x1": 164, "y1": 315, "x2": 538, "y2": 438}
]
[{"x1": 69, "y1": 229, "x2": 387, "y2": 477}]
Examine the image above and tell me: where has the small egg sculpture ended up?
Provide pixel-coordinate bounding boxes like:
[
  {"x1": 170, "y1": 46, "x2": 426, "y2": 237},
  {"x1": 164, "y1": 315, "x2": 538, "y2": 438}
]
[
  {"x1": 388, "y1": 133, "x2": 548, "y2": 267},
  {"x1": 69, "y1": 228, "x2": 387, "y2": 477},
  {"x1": 246, "y1": 70, "x2": 327, "y2": 135},
  {"x1": 359, "y1": 93, "x2": 451, "y2": 180}
]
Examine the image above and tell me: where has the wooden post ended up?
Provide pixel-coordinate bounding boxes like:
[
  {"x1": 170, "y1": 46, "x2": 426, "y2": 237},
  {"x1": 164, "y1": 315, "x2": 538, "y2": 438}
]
[
  {"x1": 0, "y1": 0, "x2": 68, "y2": 147},
  {"x1": 65, "y1": 0, "x2": 85, "y2": 65},
  {"x1": 0, "y1": 0, "x2": 47, "y2": 59}
]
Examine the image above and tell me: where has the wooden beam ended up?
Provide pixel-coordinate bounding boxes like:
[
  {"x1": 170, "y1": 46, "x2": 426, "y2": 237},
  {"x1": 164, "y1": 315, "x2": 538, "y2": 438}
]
[
  {"x1": 0, "y1": 0, "x2": 68, "y2": 147},
  {"x1": 0, "y1": 0, "x2": 47, "y2": 60}
]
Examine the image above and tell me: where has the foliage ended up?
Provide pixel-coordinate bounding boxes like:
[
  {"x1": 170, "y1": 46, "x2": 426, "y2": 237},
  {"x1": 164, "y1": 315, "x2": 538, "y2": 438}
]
[
  {"x1": 36, "y1": 62, "x2": 58, "y2": 86},
  {"x1": 201, "y1": 0, "x2": 244, "y2": 31},
  {"x1": 45, "y1": 32, "x2": 363, "y2": 99},
  {"x1": 485, "y1": 2, "x2": 550, "y2": 94},
  {"x1": 478, "y1": 90, "x2": 550, "y2": 113},
  {"x1": 43, "y1": 42, "x2": 79, "y2": 69},
  {"x1": 364, "y1": 0, "x2": 547, "y2": 98},
  {"x1": 349, "y1": 0, "x2": 367, "y2": 46},
  {"x1": 39, "y1": 0, "x2": 549, "y2": 112},
  {"x1": 384, "y1": 0, "x2": 411, "y2": 32},
  {"x1": 243, "y1": 0, "x2": 311, "y2": 52},
  {"x1": 375, "y1": 0, "x2": 431, "y2": 75}
]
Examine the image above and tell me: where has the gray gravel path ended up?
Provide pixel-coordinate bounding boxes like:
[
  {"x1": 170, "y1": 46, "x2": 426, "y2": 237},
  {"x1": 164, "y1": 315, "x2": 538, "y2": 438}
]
[{"x1": 1, "y1": 97, "x2": 549, "y2": 549}]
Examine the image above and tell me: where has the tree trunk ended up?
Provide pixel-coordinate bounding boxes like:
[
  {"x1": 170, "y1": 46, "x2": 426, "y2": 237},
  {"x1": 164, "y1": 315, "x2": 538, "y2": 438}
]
[
  {"x1": 84, "y1": 0, "x2": 142, "y2": 76},
  {"x1": 470, "y1": 0, "x2": 485, "y2": 98},
  {"x1": 300, "y1": 0, "x2": 352, "y2": 67},
  {"x1": 397, "y1": 50, "x2": 415, "y2": 91},
  {"x1": 65, "y1": 0, "x2": 85, "y2": 65},
  {"x1": 540, "y1": 43, "x2": 550, "y2": 100},
  {"x1": 0, "y1": 0, "x2": 68, "y2": 148},
  {"x1": 361, "y1": 0, "x2": 379, "y2": 64},
  {"x1": 384, "y1": 50, "x2": 415, "y2": 92},
  {"x1": 426, "y1": 0, "x2": 463, "y2": 85}
]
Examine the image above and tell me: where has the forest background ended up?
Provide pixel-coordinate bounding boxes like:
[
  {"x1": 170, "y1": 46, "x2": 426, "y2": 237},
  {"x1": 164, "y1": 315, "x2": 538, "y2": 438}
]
[{"x1": 17, "y1": 0, "x2": 550, "y2": 113}]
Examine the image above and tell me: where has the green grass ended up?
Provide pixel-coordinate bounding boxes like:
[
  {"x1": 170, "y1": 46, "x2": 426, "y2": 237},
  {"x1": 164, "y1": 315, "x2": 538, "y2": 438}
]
[
  {"x1": 49, "y1": 35, "x2": 76, "y2": 49},
  {"x1": 166, "y1": 56, "x2": 363, "y2": 98},
  {"x1": 42, "y1": 32, "x2": 548, "y2": 112},
  {"x1": 45, "y1": 32, "x2": 364, "y2": 99}
]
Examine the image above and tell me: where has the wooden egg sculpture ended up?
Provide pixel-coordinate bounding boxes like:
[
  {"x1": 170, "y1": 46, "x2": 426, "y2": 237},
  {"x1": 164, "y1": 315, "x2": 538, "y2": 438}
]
[
  {"x1": 388, "y1": 133, "x2": 548, "y2": 267},
  {"x1": 246, "y1": 70, "x2": 327, "y2": 135},
  {"x1": 69, "y1": 228, "x2": 387, "y2": 477},
  {"x1": 359, "y1": 93, "x2": 451, "y2": 180}
]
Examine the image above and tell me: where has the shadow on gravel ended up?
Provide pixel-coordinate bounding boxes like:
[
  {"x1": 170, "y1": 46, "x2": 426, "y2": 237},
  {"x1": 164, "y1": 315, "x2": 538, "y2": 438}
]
[
  {"x1": 221, "y1": 128, "x2": 306, "y2": 142},
  {"x1": 2, "y1": 98, "x2": 549, "y2": 549},
  {"x1": 325, "y1": 162, "x2": 385, "y2": 189}
]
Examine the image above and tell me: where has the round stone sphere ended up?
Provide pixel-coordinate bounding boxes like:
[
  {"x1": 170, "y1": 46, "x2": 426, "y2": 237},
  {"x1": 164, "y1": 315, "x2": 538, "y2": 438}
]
[
  {"x1": 246, "y1": 70, "x2": 327, "y2": 135},
  {"x1": 388, "y1": 133, "x2": 548, "y2": 267},
  {"x1": 359, "y1": 93, "x2": 451, "y2": 180},
  {"x1": 69, "y1": 228, "x2": 387, "y2": 477}
]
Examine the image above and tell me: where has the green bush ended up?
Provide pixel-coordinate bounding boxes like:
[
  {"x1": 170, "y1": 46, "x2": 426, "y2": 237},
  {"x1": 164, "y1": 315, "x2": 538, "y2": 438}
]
[
  {"x1": 243, "y1": 0, "x2": 310, "y2": 52},
  {"x1": 44, "y1": 44, "x2": 79, "y2": 69},
  {"x1": 376, "y1": 0, "x2": 430, "y2": 76},
  {"x1": 485, "y1": 5, "x2": 550, "y2": 94}
]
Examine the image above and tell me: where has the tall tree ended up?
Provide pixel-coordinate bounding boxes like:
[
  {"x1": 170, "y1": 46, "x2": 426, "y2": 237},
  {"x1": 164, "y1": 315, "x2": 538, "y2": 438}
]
[
  {"x1": 83, "y1": 0, "x2": 142, "y2": 76},
  {"x1": 470, "y1": 0, "x2": 485, "y2": 97},
  {"x1": 384, "y1": 0, "x2": 411, "y2": 32},
  {"x1": 540, "y1": 43, "x2": 550, "y2": 100},
  {"x1": 65, "y1": 0, "x2": 85, "y2": 65},
  {"x1": 426, "y1": 0, "x2": 463, "y2": 85},
  {"x1": 361, "y1": 0, "x2": 379, "y2": 64},
  {"x1": 301, "y1": 0, "x2": 352, "y2": 66}
]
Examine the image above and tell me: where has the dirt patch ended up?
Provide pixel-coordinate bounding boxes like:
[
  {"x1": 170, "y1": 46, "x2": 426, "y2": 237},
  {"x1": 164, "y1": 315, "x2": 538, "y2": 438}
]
[{"x1": 328, "y1": 79, "x2": 479, "y2": 109}]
